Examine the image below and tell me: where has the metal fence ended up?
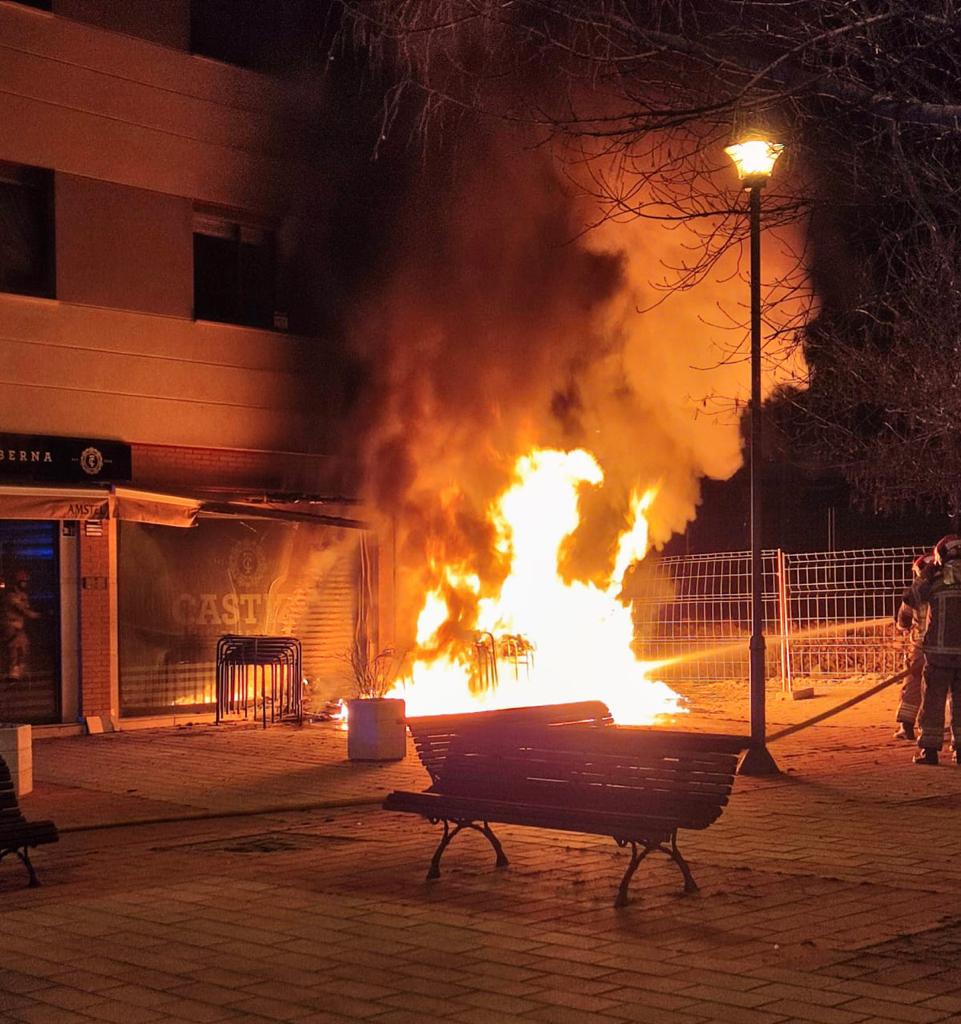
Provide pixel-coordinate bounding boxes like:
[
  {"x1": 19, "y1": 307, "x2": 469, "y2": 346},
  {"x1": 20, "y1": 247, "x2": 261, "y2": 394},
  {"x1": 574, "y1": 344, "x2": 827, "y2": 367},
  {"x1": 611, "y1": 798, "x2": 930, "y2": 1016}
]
[{"x1": 632, "y1": 546, "x2": 926, "y2": 686}]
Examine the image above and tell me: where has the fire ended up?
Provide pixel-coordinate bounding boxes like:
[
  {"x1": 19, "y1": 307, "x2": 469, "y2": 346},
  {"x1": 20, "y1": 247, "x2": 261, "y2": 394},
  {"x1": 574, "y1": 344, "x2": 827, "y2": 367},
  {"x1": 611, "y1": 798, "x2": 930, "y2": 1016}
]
[{"x1": 390, "y1": 448, "x2": 684, "y2": 723}]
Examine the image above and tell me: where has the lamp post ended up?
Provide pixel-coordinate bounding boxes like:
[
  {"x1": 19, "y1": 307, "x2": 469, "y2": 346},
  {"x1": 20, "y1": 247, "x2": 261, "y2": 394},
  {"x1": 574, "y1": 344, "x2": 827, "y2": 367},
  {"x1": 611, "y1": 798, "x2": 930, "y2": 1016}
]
[{"x1": 725, "y1": 135, "x2": 783, "y2": 776}]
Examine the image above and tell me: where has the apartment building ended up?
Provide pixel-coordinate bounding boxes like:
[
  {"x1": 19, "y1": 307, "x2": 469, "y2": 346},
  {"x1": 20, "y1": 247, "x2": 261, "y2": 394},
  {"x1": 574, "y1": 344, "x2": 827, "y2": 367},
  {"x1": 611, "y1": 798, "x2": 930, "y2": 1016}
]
[{"x1": 0, "y1": 0, "x2": 384, "y2": 731}]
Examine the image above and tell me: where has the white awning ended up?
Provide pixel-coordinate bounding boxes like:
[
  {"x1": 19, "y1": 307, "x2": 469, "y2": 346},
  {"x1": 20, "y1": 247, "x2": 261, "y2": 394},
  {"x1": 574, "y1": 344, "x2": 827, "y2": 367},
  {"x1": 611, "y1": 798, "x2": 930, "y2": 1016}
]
[
  {"x1": 110, "y1": 487, "x2": 201, "y2": 528},
  {"x1": 0, "y1": 485, "x2": 109, "y2": 520},
  {"x1": 0, "y1": 485, "x2": 365, "y2": 530}
]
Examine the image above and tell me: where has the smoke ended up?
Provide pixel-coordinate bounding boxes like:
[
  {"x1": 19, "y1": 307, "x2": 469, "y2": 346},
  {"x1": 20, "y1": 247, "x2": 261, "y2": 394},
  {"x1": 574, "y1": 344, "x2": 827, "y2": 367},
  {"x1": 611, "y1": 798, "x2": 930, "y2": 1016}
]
[{"x1": 337, "y1": 123, "x2": 808, "y2": 650}]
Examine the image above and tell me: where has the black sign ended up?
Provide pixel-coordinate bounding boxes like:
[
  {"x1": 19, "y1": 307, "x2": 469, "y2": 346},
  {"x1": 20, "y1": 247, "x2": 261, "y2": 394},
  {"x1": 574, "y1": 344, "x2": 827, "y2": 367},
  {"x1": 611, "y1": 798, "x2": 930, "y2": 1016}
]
[{"x1": 0, "y1": 434, "x2": 131, "y2": 483}]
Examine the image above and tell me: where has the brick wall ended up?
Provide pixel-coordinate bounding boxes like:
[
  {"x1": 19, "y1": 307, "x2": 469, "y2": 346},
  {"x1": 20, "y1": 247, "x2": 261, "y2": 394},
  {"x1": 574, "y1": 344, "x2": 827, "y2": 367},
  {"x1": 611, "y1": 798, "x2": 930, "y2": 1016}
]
[{"x1": 132, "y1": 442, "x2": 352, "y2": 497}]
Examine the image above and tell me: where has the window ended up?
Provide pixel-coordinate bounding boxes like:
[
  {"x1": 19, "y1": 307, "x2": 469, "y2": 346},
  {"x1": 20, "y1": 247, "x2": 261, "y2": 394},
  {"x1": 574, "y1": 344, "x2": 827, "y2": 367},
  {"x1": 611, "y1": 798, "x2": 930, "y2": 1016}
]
[
  {"x1": 12, "y1": 1, "x2": 53, "y2": 10},
  {"x1": 193, "y1": 212, "x2": 279, "y2": 330},
  {"x1": 0, "y1": 163, "x2": 54, "y2": 299},
  {"x1": 0, "y1": 520, "x2": 61, "y2": 725}
]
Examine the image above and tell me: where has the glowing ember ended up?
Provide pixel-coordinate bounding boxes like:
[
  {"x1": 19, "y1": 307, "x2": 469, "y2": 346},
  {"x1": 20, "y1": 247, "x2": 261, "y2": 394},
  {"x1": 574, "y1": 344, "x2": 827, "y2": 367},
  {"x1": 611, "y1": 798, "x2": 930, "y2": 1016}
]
[{"x1": 390, "y1": 448, "x2": 684, "y2": 723}]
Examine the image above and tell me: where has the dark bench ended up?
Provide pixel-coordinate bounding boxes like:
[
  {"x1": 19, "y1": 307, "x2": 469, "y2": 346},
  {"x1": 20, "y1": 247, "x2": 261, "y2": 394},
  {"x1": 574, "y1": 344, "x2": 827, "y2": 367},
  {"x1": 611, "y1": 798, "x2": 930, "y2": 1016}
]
[
  {"x1": 0, "y1": 754, "x2": 58, "y2": 887},
  {"x1": 405, "y1": 700, "x2": 614, "y2": 785},
  {"x1": 385, "y1": 718, "x2": 746, "y2": 907}
]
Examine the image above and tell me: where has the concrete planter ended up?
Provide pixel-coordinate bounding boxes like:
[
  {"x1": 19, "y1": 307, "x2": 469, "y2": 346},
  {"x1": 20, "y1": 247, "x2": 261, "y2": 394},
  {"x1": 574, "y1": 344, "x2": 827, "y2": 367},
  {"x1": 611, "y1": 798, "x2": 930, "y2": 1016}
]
[
  {"x1": 0, "y1": 723, "x2": 32, "y2": 796},
  {"x1": 347, "y1": 698, "x2": 406, "y2": 762}
]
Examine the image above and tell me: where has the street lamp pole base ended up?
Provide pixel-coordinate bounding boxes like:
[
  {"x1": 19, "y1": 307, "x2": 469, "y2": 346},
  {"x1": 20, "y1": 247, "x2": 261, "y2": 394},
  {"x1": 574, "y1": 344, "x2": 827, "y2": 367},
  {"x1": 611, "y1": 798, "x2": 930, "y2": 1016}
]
[{"x1": 737, "y1": 744, "x2": 781, "y2": 776}]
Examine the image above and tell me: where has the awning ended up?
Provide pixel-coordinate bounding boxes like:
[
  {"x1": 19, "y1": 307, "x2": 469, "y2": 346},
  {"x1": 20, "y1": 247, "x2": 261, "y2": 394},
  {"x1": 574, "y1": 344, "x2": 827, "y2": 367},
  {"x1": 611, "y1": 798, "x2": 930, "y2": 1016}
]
[
  {"x1": 0, "y1": 485, "x2": 367, "y2": 530},
  {"x1": 110, "y1": 487, "x2": 201, "y2": 528},
  {"x1": 199, "y1": 499, "x2": 369, "y2": 530},
  {"x1": 0, "y1": 486, "x2": 109, "y2": 521}
]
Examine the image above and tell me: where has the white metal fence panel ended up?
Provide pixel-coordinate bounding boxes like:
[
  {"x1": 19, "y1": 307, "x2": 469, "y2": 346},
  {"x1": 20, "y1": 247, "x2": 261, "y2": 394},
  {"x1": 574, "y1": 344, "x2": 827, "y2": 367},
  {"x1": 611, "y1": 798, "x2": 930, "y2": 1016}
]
[{"x1": 633, "y1": 546, "x2": 925, "y2": 685}]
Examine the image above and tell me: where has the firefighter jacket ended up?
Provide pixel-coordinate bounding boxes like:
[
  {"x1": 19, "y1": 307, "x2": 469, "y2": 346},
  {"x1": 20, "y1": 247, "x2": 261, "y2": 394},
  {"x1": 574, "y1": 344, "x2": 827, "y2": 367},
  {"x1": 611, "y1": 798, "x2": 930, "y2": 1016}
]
[
  {"x1": 896, "y1": 566, "x2": 935, "y2": 639},
  {"x1": 902, "y1": 562, "x2": 961, "y2": 665}
]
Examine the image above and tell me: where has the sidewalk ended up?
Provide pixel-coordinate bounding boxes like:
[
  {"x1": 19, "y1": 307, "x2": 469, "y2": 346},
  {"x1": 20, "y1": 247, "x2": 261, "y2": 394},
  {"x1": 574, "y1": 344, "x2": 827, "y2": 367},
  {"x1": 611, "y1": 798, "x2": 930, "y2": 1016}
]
[{"x1": 4, "y1": 680, "x2": 961, "y2": 1024}]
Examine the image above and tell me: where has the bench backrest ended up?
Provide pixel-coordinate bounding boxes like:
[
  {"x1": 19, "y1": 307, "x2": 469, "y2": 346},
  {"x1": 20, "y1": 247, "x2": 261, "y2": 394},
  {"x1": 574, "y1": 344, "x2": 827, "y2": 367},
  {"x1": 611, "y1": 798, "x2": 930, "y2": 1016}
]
[
  {"x1": 439, "y1": 726, "x2": 745, "y2": 830},
  {"x1": 407, "y1": 700, "x2": 614, "y2": 784},
  {"x1": 0, "y1": 755, "x2": 26, "y2": 828}
]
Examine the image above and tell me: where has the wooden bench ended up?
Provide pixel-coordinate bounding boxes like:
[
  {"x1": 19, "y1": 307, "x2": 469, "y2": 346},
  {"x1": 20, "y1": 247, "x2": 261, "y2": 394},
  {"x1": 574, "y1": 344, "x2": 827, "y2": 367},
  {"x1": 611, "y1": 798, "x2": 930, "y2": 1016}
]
[
  {"x1": 405, "y1": 700, "x2": 614, "y2": 786},
  {"x1": 385, "y1": 720, "x2": 746, "y2": 907},
  {"x1": 0, "y1": 754, "x2": 58, "y2": 887}
]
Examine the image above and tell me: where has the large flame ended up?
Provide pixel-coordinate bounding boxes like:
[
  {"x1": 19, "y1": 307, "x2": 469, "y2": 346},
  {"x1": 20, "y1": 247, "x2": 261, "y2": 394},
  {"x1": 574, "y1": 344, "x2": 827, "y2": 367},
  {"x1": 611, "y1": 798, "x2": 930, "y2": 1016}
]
[{"x1": 390, "y1": 448, "x2": 684, "y2": 723}]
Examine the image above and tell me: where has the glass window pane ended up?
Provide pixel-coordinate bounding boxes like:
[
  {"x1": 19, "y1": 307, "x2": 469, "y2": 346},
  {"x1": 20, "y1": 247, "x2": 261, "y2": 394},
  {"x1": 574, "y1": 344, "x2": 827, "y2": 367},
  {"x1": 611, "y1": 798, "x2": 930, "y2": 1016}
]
[
  {"x1": 239, "y1": 238, "x2": 275, "y2": 329},
  {"x1": 194, "y1": 232, "x2": 239, "y2": 323},
  {"x1": 0, "y1": 520, "x2": 61, "y2": 724},
  {"x1": 0, "y1": 172, "x2": 53, "y2": 298}
]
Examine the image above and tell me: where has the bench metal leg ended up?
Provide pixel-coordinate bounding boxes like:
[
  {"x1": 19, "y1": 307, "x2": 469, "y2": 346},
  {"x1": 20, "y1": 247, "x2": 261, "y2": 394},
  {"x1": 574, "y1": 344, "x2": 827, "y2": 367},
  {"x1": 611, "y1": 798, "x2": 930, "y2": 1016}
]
[
  {"x1": 479, "y1": 821, "x2": 509, "y2": 869},
  {"x1": 614, "y1": 841, "x2": 649, "y2": 908},
  {"x1": 426, "y1": 819, "x2": 456, "y2": 880},
  {"x1": 669, "y1": 830, "x2": 699, "y2": 894},
  {"x1": 426, "y1": 818, "x2": 509, "y2": 880},
  {"x1": 0, "y1": 847, "x2": 40, "y2": 887},
  {"x1": 614, "y1": 832, "x2": 698, "y2": 906}
]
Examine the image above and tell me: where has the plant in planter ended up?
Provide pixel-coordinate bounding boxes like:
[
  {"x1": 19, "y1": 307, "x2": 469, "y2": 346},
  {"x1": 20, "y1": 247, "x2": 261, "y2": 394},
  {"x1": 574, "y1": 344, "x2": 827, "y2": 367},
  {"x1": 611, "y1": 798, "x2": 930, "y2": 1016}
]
[{"x1": 345, "y1": 642, "x2": 407, "y2": 761}]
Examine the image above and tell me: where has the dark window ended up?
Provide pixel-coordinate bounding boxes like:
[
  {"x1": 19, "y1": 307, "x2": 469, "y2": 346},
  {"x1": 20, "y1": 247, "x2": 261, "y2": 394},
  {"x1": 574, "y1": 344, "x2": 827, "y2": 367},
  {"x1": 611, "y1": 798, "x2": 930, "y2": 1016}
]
[
  {"x1": 12, "y1": 1, "x2": 53, "y2": 10},
  {"x1": 193, "y1": 214, "x2": 277, "y2": 330},
  {"x1": 0, "y1": 163, "x2": 54, "y2": 299}
]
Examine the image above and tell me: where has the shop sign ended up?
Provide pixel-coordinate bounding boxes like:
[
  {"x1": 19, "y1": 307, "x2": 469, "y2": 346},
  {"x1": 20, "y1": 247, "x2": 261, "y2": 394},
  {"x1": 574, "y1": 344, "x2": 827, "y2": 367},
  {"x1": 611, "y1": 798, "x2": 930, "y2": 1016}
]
[{"x1": 0, "y1": 434, "x2": 131, "y2": 483}]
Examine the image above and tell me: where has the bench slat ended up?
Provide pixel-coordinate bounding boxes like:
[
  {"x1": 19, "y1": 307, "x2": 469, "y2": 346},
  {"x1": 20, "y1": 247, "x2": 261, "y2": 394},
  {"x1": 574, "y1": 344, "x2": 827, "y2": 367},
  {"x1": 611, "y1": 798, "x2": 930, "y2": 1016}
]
[
  {"x1": 407, "y1": 700, "x2": 614, "y2": 733},
  {"x1": 440, "y1": 778, "x2": 733, "y2": 814},
  {"x1": 457, "y1": 749, "x2": 738, "y2": 785},
  {"x1": 0, "y1": 823, "x2": 58, "y2": 845},
  {"x1": 443, "y1": 756, "x2": 736, "y2": 799},
  {"x1": 436, "y1": 775, "x2": 729, "y2": 821},
  {"x1": 385, "y1": 789, "x2": 722, "y2": 836},
  {"x1": 466, "y1": 724, "x2": 746, "y2": 758}
]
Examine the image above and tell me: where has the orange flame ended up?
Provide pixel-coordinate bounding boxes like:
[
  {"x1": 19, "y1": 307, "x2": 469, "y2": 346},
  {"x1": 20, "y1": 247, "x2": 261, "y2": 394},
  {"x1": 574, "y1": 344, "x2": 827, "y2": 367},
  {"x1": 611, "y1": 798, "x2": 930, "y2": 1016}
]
[{"x1": 390, "y1": 448, "x2": 684, "y2": 723}]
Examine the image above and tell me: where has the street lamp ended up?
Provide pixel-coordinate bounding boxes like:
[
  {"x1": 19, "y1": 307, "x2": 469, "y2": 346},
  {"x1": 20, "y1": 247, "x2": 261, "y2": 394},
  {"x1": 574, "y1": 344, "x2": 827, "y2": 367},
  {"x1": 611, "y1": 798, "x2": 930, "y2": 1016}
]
[{"x1": 725, "y1": 133, "x2": 783, "y2": 776}]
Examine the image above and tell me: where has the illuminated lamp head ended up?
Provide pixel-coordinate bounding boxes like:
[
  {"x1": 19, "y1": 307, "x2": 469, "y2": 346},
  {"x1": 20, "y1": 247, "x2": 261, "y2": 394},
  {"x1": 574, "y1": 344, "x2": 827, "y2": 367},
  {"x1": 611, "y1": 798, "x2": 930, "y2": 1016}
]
[{"x1": 725, "y1": 134, "x2": 784, "y2": 189}]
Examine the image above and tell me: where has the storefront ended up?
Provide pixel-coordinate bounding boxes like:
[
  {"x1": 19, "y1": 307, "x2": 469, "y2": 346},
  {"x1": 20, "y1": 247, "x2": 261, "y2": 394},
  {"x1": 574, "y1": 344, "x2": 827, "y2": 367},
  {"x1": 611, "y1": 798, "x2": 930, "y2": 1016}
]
[
  {"x1": 0, "y1": 433, "x2": 376, "y2": 730},
  {"x1": 118, "y1": 514, "x2": 369, "y2": 717}
]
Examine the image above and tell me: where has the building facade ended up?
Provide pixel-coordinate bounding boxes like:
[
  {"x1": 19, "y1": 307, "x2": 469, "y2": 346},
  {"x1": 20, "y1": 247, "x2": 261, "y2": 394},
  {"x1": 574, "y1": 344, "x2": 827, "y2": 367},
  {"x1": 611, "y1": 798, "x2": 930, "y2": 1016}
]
[{"x1": 0, "y1": 0, "x2": 386, "y2": 731}]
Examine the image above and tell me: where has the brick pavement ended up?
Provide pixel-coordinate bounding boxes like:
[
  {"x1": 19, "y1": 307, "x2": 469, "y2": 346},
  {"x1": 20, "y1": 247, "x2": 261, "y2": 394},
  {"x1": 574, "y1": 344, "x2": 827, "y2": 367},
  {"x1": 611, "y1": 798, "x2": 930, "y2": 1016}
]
[{"x1": 4, "y1": 680, "x2": 961, "y2": 1023}]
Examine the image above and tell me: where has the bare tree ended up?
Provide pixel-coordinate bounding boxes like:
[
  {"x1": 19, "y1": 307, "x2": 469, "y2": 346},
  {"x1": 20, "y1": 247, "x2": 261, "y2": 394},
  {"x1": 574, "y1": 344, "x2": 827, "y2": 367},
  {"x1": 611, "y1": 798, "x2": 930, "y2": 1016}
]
[{"x1": 337, "y1": 0, "x2": 961, "y2": 516}]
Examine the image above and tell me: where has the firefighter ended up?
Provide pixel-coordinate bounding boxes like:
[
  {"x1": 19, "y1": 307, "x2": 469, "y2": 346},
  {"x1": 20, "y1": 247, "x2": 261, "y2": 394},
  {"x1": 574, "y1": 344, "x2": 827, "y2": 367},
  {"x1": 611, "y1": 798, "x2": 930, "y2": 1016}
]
[
  {"x1": 893, "y1": 552, "x2": 936, "y2": 740},
  {"x1": 1, "y1": 569, "x2": 40, "y2": 681},
  {"x1": 897, "y1": 534, "x2": 961, "y2": 765}
]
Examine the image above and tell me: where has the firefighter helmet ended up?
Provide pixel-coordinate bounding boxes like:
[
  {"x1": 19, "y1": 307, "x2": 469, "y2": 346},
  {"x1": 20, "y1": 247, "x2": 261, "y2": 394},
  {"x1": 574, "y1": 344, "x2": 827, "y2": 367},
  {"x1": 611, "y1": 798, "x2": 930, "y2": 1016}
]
[
  {"x1": 913, "y1": 552, "x2": 936, "y2": 577},
  {"x1": 934, "y1": 535, "x2": 961, "y2": 565}
]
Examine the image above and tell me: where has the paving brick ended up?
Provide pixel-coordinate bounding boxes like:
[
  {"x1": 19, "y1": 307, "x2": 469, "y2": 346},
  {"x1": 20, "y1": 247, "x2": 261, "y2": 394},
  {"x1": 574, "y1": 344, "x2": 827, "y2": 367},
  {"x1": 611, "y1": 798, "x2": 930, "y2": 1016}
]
[
  {"x1": 0, "y1": 975, "x2": 50, "y2": 997},
  {"x1": 598, "y1": 1003, "x2": 711, "y2": 1024},
  {"x1": 767, "y1": 997, "x2": 876, "y2": 1024},
  {"x1": 596, "y1": 987, "x2": 700, "y2": 1012},
  {"x1": 521, "y1": 1006, "x2": 631, "y2": 1024},
  {"x1": 840, "y1": 997, "x2": 951, "y2": 1023},
  {"x1": 749, "y1": 978, "x2": 860, "y2": 1011},
  {"x1": 27, "y1": 988, "x2": 107, "y2": 1012},
  {"x1": 679, "y1": 1002, "x2": 789, "y2": 1024},
  {"x1": 6, "y1": 1007, "x2": 93, "y2": 1024},
  {"x1": 223, "y1": 997, "x2": 315, "y2": 1021},
  {"x1": 79, "y1": 999, "x2": 165, "y2": 1023}
]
